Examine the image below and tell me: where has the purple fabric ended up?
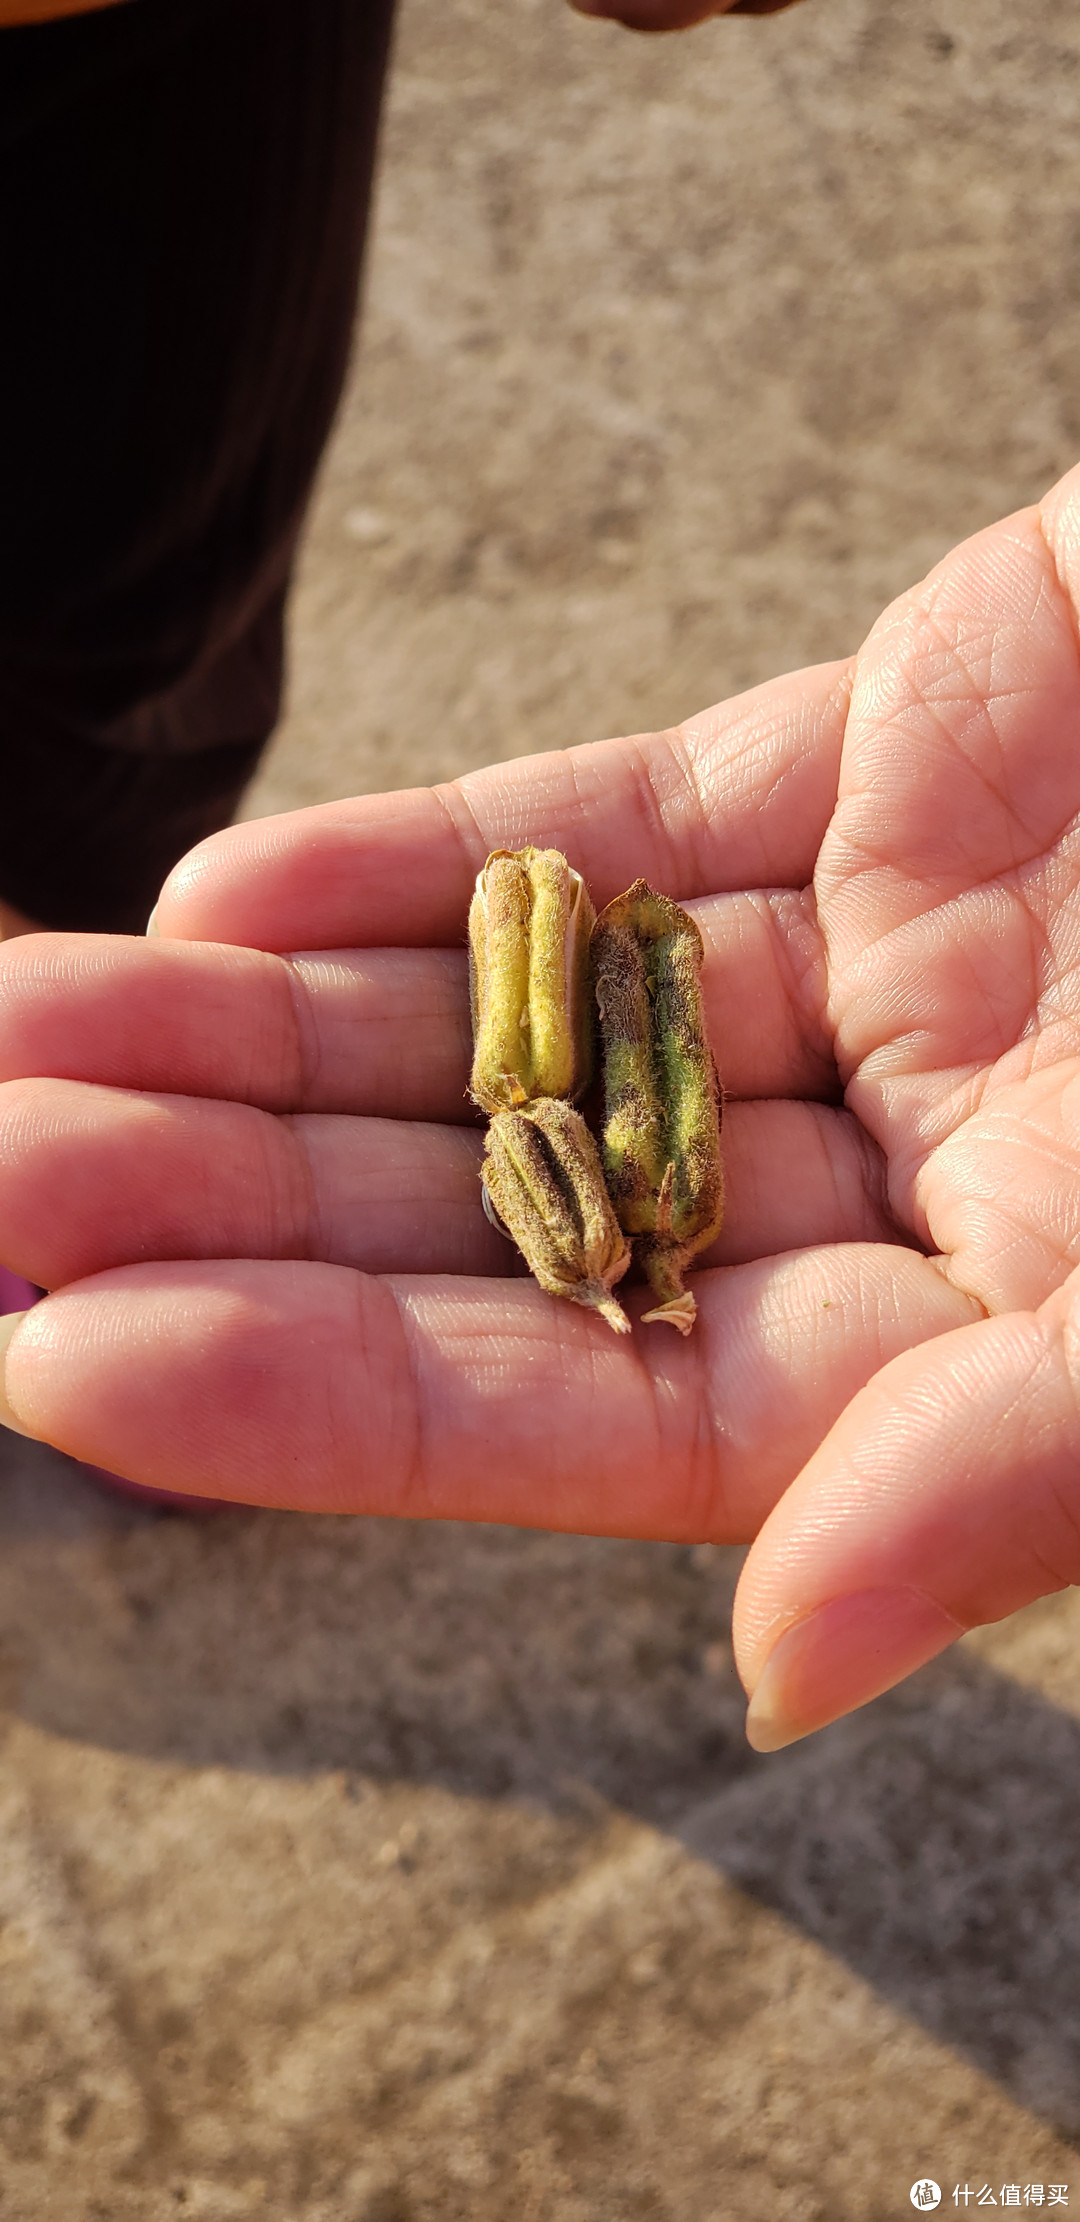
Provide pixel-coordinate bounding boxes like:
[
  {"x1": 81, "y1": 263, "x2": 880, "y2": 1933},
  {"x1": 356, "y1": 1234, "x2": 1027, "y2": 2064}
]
[
  {"x1": 0, "y1": 1266, "x2": 36, "y2": 1315},
  {"x1": 0, "y1": 1270, "x2": 226, "y2": 1511}
]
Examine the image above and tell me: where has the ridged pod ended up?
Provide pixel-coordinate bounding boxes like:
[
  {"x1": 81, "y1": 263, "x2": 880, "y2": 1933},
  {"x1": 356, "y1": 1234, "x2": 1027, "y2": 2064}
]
[
  {"x1": 468, "y1": 847, "x2": 595, "y2": 1114},
  {"x1": 482, "y1": 1099, "x2": 632, "y2": 1334},
  {"x1": 593, "y1": 879, "x2": 723, "y2": 1335}
]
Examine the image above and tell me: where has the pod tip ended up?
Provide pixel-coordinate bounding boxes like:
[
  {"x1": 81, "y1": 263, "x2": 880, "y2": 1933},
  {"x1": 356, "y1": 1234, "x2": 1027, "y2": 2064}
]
[
  {"x1": 582, "y1": 1288, "x2": 633, "y2": 1336},
  {"x1": 641, "y1": 1291, "x2": 697, "y2": 1336}
]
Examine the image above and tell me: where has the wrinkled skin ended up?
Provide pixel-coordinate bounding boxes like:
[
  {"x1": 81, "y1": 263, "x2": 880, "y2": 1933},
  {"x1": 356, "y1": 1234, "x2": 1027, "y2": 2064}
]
[{"x1": 4, "y1": 462, "x2": 1080, "y2": 1746}]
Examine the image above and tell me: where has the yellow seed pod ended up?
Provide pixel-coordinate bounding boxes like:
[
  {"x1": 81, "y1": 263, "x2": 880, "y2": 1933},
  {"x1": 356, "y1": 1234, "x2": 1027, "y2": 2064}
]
[
  {"x1": 593, "y1": 879, "x2": 723, "y2": 1336},
  {"x1": 482, "y1": 1099, "x2": 631, "y2": 1335},
  {"x1": 468, "y1": 847, "x2": 595, "y2": 1114}
]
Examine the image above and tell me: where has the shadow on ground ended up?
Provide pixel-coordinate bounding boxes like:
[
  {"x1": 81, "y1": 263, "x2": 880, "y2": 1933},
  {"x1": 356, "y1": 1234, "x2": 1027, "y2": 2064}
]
[{"x1": 3, "y1": 1435, "x2": 1079, "y2": 2155}]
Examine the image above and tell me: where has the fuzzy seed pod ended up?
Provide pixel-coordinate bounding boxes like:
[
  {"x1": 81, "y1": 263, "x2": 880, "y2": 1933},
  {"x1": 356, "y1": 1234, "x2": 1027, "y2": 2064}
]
[
  {"x1": 469, "y1": 848, "x2": 595, "y2": 1115},
  {"x1": 593, "y1": 880, "x2": 723, "y2": 1335},
  {"x1": 482, "y1": 1099, "x2": 632, "y2": 1334}
]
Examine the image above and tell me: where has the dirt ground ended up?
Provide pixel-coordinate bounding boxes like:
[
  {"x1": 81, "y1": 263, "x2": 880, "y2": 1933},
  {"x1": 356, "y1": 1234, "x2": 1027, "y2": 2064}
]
[{"x1": 5, "y1": 0, "x2": 1080, "y2": 2214}]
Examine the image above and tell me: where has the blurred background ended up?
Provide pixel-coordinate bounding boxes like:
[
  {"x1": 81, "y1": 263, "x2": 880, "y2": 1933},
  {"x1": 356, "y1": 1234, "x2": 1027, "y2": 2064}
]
[
  {"x1": 5, "y1": 0, "x2": 1080, "y2": 2213},
  {"x1": 250, "y1": 0, "x2": 1080, "y2": 812}
]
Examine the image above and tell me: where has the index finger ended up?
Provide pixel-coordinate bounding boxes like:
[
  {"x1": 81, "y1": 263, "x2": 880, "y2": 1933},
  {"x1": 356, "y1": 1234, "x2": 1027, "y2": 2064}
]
[{"x1": 153, "y1": 661, "x2": 852, "y2": 952}]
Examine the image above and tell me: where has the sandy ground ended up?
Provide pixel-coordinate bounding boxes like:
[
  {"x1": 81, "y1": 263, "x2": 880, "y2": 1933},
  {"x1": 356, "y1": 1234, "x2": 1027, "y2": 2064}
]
[{"x1": 5, "y1": 0, "x2": 1080, "y2": 2213}]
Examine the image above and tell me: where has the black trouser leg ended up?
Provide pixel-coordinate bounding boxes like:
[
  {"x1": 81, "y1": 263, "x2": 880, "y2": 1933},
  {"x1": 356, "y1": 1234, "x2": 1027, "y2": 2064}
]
[{"x1": 0, "y1": 0, "x2": 394, "y2": 931}]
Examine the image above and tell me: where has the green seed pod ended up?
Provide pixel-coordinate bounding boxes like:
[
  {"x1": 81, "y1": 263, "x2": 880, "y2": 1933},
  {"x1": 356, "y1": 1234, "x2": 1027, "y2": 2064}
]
[
  {"x1": 593, "y1": 880, "x2": 723, "y2": 1335},
  {"x1": 482, "y1": 1099, "x2": 632, "y2": 1335},
  {"x1": 468, "y1": 848, "x2": 595, "y2": 1115}
]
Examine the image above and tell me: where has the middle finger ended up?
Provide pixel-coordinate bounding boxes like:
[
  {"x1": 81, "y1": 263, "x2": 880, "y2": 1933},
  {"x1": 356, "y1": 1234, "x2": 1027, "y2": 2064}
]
[{"x1": 0, "y1": 887, "x2": 833, "y2": 1118}]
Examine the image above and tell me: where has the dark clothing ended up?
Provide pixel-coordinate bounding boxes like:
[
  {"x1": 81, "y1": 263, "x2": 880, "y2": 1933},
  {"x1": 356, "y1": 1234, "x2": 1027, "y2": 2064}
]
[{"x1": 0, "y1": 0, "x2": 394, "y2": 930}]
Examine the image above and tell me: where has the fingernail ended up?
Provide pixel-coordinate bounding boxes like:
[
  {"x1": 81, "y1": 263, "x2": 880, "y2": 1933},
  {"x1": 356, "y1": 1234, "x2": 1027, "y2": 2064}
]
[
  {"x1": 0, "y1": 1311, "x2": 38, "y2": 1439},
  {"x1": 744, "y1": 1587, "x2": 964, "y2": 1753},
  {"x1": 145, "y1": 904, "x2": 160, "y2": 937}
]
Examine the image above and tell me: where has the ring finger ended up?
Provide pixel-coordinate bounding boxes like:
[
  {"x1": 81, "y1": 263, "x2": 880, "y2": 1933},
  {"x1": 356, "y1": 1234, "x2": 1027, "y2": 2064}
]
[{"x1": 0, "y1": 1078, "x2": 903, "y2": 1289}]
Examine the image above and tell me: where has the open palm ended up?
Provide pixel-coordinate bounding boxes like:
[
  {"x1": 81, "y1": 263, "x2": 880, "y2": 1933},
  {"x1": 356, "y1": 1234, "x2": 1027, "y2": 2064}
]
[{"x1": 4, "y1": 465, "x2": 1080, "y2": 1747}]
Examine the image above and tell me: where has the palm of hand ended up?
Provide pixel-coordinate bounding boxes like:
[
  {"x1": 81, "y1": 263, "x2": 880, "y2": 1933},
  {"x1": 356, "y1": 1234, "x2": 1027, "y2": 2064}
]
[
  {"x1": 732, "y1": 473, "x2": 1080, "y2": 1737},
  {"x1": 4, "y1": 468, "x2": 1080, "y2": 1744},
  {"x1": 824, "y1": 493, "x2": 1080, "y2": 1323}
]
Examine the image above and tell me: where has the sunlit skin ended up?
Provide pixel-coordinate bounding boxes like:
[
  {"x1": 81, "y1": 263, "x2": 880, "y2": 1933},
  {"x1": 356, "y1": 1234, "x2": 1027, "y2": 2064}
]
[{"x1": 4, "y1": 465, "x2": 1080, "y2": 1750}]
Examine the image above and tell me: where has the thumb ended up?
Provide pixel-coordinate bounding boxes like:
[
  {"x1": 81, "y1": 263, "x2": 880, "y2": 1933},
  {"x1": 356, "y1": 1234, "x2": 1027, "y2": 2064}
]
[{"x1": 732, "y1": 1271, "x2": 1080, "y2": 1749}]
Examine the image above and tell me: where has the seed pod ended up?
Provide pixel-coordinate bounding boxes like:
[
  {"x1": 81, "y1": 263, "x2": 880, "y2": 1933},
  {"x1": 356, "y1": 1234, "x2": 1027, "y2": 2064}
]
[
  {"x1": 482, "y1": 1099, "x2": 632, "y2": 1335},
  {"x1": 593, "y1": 880, "x2": 723, "y2": 1335},
  {"x1": 469, "y1": 848, "x2": 595, "y2": 1114}
]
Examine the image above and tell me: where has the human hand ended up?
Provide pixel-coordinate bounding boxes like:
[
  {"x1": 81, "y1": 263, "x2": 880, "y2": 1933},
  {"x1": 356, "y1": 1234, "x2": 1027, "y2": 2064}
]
[
  {"x1": 5, "y1": 462, "x2": 1080, "y2": 1749},
  {"x1": 567, "y1": 0, "x2": 804, "y2": 39}
]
